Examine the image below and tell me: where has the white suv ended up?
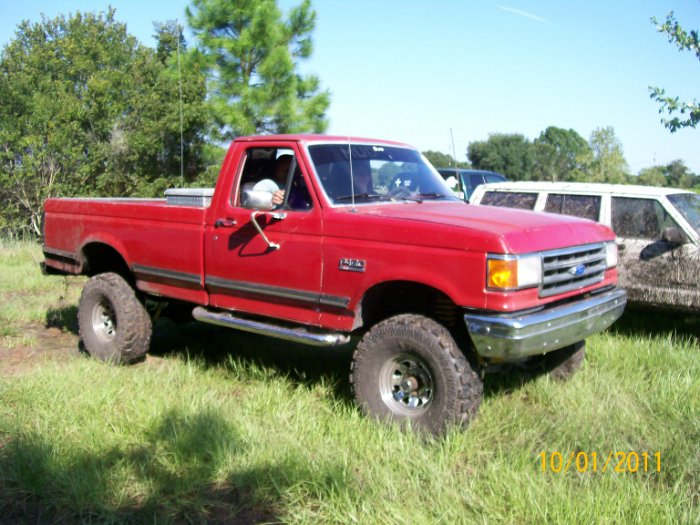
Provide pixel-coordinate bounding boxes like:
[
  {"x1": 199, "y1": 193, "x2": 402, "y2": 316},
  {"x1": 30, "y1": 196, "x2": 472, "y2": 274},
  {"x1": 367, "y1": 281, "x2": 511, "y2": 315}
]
[{"x1": 470, "y1": 182, "x2": 700, "y2": 313}]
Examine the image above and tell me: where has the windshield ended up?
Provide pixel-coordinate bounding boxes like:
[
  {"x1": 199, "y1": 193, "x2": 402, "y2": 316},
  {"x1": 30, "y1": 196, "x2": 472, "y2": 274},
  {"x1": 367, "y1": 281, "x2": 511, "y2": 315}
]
[
  {"x1": 668, "y1": 193, "x2": 700, "y2": 236},
  {"x1": 307, "y1": 143, "x2": 458, "y2": 205}
]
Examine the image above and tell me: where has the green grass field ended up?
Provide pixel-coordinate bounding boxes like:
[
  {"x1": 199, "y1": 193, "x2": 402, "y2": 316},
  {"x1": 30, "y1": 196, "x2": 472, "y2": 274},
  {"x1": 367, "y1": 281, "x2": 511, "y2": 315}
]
[{"x1": 1, "y1": 240, "x2": 698, "y2": 524}]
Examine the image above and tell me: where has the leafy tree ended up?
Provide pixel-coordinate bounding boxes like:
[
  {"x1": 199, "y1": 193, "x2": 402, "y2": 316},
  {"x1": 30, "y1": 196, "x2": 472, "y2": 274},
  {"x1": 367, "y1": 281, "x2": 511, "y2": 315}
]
[
  {"x1": 649, "y1": 12, "x2": 700, "y2": 132},
  {"x1": 196, "y1": 143, "x2": 229, "y2": 187},
  {"x1": 637, "y1": 166, "x2": 666, "y2": 187},
  {"x1": 586, "y1": 127, "x2": 629, "y2": 184},
  {"x1": 467, "y1": 134, "x2": 534, "y2": 180},
  {"x1": 530, "y1": 142, "x2": 559, "y2": 181},
  {"x1": 186, "y1": 0, "x2": 330, "y2": 139},
  {"x1": 0, "y1": 10, "x2": 207, "y2": 236},
  {"x1": 533, "y1": 126, "x2": 591, "y2": 181},
  {"x1": 636, "y1": 160, "x2": 698, "y2": 188},
  {"x1": 154, "y1": 20, "x2": 186, "y2": 64},
  {"x1": 663, "y1": 159, "x2": 696, "y2": 188},
  {"x1": 422, "y1": 150, "x2": 469, "y2": 169},
  {"x1": 148, "y1": 20, "x2": 209, "y2": 189}
]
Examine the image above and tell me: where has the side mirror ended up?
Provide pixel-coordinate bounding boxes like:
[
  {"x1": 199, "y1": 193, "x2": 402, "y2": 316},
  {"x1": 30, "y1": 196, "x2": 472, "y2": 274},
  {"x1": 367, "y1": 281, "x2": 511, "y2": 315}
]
[
  {"x1": 241, "y1": 188, "x2": 274, "y2": 211},
  {"x1": 661, "y1": 226, "x2": 685, "y2": 245}
]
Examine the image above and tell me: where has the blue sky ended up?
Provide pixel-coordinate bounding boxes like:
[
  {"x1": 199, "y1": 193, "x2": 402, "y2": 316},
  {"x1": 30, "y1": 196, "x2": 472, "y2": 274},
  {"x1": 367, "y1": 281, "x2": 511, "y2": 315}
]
[{"x1": 1, "y1": 0, "x2": 699, "y2": 174}]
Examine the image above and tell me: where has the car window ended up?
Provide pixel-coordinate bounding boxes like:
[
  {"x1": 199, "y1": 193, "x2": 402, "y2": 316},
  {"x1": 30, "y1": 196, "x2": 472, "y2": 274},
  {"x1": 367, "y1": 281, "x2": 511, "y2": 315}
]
[
  {"x1": 612, "y1": 197, "x2": 679, "y2": 240},
  {"x1": 470, "y1": 174, "x2": 485, "y2": 191},
  {"x1": 480, "y1": 191, "x2": 538, "y2": 210},
  {"x1": 235, "y1": 147, "x2": 313, "y2": 211},
  {"x1": 469, "y1": 174, "x2": 505, "y2": 198},
  {"x1": 439, "y1": 172, "x2": 461, "y2": 194},
  {"x1": 544, "y1": 194, "x2": 601, "y2": 221},
  {"x1": 484, "y1": 174, "x2": 506, "y2": 184},
  {"x1": 308, "y1": 144, "x2": 456, "y2": 205},
  {"x1": 668, "y1": 193, "x2": 700, "y2": 236}
]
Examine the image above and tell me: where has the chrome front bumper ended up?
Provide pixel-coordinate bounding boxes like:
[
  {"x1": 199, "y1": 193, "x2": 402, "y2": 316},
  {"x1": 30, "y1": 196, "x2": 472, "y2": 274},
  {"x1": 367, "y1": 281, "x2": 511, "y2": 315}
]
[{"x1": 464, "y1": 288, "x2": 627, "y2": 360}]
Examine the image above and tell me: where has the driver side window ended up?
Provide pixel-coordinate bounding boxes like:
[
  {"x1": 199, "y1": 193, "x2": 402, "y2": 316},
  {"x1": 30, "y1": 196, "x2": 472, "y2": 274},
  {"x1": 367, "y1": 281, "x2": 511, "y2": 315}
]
[
  {"x1": 612, "y1": 197, "x2": 679, "y2": 240},
  {"x1": 235, "y1": 147, "x2": 312, "y2": 211}
]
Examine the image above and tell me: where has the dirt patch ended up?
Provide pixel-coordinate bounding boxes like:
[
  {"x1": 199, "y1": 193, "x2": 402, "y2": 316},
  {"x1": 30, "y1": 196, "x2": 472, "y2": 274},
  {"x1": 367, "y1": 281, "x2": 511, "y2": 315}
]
[
  {"x1": 0, "y1": 321, "x2": 177, "y2": 377},
  {"x1": 0, "y1": 323, "x2": 81, "y2": 376}
]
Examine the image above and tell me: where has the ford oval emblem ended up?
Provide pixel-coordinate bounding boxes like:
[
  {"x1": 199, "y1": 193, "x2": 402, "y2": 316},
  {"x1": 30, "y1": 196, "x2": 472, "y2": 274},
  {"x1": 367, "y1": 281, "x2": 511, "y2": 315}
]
[{"x1": 568, "y1": 264, "x2": 586, "y2": 276}]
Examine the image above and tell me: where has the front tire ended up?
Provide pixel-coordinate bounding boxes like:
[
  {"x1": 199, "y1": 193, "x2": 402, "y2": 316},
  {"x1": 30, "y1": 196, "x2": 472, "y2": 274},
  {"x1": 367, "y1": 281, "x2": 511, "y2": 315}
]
[
  {"x1": 350, "y1": 314, "x2": 483, "y2": 435},
  {"x1": 542, "y1": 341, "x2": 585, "y2": 381},
  {"x1": 78, "y1": 273, "x2": 152, "y2": 364}
]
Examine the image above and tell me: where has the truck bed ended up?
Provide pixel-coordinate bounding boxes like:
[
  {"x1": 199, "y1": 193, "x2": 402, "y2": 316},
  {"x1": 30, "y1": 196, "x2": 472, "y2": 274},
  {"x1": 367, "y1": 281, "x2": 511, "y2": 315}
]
[{"x1": 43, "y1": 197, "x2": 209, "y2": 305}]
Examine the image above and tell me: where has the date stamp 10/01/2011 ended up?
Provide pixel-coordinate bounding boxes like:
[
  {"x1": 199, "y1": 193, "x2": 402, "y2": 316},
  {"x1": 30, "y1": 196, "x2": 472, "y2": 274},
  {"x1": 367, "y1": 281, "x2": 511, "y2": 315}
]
[{"x1": 539, "y1": 451, "x2": 661, "y2": 474}]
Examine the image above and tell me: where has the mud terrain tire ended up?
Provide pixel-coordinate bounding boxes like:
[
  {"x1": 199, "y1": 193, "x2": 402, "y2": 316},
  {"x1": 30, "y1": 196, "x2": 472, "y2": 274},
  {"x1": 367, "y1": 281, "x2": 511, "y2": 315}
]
[
  {"x1": 350, "y1": 314, "x2": 483, "y2": 435},
  {"x1": 78, "y1": 273, "x2": 152, "y2": 364}
]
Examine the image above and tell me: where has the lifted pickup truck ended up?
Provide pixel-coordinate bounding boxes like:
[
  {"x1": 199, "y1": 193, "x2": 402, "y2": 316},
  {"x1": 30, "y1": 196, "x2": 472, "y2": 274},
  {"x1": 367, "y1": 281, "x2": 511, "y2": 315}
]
[{"x1": 42, "y1": 134, "x2": 627, "y2": 434}]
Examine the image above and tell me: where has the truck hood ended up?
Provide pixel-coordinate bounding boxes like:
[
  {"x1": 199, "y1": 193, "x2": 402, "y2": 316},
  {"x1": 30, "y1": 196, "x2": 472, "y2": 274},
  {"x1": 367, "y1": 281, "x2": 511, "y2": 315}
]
[{"x1": 327, "y1": 201, "x2": 615, "y2": 254}]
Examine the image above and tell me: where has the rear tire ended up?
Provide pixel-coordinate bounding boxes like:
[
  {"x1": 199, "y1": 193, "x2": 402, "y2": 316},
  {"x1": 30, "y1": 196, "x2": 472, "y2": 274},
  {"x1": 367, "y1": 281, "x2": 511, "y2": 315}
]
[
  {"x1": 78, "y1": 273, "x2": 152, "y2": 364},
  {"x1": 350, "y1": 314, "x2": 483, "y2": 435}
]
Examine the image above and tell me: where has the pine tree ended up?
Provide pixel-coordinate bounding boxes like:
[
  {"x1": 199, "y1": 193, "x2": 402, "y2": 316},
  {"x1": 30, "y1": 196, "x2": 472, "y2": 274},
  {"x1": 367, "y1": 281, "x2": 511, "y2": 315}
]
[{"x1": 186, "y1": 0, "x2": 330, "y2": 139}]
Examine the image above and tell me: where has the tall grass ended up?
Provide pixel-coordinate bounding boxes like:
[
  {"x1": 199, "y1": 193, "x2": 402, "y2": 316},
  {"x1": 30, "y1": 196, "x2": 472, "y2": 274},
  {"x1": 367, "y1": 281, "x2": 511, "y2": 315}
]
[
  {"x1": 1, "y1": 241, "x2": 698, "y2": 523},
  {"x1": 0, "y1": 238, "x2": 84, "y2": 331}
]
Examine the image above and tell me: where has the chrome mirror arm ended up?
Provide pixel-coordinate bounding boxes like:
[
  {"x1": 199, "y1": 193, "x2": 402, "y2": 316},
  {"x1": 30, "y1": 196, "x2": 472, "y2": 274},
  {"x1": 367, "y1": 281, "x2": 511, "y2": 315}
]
[{"x1": 250, "y1": 210, "x2": 286, "y2": 250}]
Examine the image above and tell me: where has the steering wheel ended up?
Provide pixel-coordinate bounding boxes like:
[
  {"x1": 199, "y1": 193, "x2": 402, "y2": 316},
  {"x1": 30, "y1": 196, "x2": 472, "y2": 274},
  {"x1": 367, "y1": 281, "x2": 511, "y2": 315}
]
[{"x1": 387, "y1": 184, "x2": 413, "y2": 199}]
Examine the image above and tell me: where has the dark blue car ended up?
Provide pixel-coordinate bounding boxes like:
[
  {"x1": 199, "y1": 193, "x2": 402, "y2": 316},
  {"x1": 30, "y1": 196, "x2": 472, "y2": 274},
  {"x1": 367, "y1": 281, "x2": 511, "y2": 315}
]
[{"x1": 437, "y1": 168, "x2": 507, "y2": 200}]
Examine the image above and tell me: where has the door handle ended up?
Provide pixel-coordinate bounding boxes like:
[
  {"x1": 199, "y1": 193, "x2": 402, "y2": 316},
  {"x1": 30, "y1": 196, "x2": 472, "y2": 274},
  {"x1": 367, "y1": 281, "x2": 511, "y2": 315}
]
[{"x1": 214, "y1": 218, "x2": 237, "y2": 228}]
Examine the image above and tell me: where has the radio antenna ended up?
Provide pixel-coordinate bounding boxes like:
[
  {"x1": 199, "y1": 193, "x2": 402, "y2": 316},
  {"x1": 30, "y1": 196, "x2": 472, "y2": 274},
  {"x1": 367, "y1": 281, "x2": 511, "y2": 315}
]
[
  {"x1": 450, "y1": 127, "x2": 458, "y2": 167},
  {"x1": 347, "y1": 139, "x2": 356, "y2": 211},
  {"x1": 177, "y1": 21, "x2": 184, "y2": 186}
]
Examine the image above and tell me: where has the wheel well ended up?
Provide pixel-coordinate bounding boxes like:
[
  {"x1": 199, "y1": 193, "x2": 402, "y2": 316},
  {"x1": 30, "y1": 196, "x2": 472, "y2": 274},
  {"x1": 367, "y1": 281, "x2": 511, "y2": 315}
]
[
  {"x1": 359, "y1": 281, "x2": 460, "y2": 331},
  {"x1": 81, "y1": 243, "x2": 132, "y2": 284},
  {"x1": 358, "y1": 281, "x2": 480, "y2": 368}
]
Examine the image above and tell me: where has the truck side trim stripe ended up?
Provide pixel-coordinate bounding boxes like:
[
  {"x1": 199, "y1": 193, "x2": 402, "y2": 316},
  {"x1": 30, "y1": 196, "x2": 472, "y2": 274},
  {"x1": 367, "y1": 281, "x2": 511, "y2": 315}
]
[
  {"x1": 42, "y1": 246, "x2": 79, "y2": 263},
  {"x1": 133, "y1": 264, "x2": 202, "y2": 285},
  {"x1": 205, "y1": 275, "x2": 350, "y2": 309},
  {"x1": 319, "y1": 294, "x2": 351, "y2": 309}
]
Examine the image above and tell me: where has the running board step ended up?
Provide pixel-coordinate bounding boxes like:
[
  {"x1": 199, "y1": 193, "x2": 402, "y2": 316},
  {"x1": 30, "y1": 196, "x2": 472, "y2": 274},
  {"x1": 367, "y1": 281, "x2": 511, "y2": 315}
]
[{"x1": 192, "y1": 307, "x2": 351, "y2": 347}]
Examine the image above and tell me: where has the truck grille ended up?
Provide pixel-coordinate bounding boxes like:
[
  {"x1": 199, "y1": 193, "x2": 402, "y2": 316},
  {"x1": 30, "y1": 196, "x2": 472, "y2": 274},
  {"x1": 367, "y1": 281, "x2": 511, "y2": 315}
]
[{"x1": 540, "y1": 243, "x2": 607, "y2": 298}]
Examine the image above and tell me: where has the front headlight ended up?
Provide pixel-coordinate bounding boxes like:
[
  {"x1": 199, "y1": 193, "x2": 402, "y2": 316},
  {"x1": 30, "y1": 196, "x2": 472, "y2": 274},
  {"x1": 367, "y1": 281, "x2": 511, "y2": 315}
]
[
  {"x1": 605, "y1": 241, "x2": 618, "y2": 268},
  {"x1": 487, "y1": 254, "x2": 542, "y2": 291}
]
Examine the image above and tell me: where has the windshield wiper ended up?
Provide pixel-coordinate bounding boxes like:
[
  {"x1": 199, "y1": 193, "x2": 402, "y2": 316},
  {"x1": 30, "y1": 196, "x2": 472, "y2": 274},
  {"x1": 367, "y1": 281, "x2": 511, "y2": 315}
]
[
  {"x1": 391, "y1": 193, "x2": 455, "y2": 203},
  {"x1": 391, "y1": 195, "x2": 424, "y2": 203},
  {"x1": 335, "y1": 193, "x2": 389, "y2": 203},
  {"x1": 416, "y1": 193, "x2": 450, "y2": 200}
]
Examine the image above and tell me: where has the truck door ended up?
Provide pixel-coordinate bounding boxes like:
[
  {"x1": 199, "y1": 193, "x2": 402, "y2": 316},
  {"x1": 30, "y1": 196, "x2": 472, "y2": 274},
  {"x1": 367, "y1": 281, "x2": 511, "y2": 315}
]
[
  {"x1": 612, "y1": 196, "x2": 699, "y2": 311},
  {"x1": 203, "y1": 143, "x2": 323, "y2": 325}
]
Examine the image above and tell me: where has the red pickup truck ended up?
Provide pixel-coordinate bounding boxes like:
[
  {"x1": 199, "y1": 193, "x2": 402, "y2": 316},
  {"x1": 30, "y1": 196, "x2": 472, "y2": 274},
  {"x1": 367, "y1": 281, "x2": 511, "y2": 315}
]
[{"x1": 42, "y1": 134, "x2": 626, "y2": 434}]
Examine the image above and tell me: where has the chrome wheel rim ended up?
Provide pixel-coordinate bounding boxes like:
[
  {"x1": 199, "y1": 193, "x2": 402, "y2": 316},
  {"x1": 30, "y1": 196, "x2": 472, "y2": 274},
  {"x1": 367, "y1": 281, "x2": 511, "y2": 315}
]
[
  {"x1": 379, "y1": 353, "x2": 434, "y2": 415},
  {"x1": 92, "y1": 299, "x2": 116, "y2": 343}
]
